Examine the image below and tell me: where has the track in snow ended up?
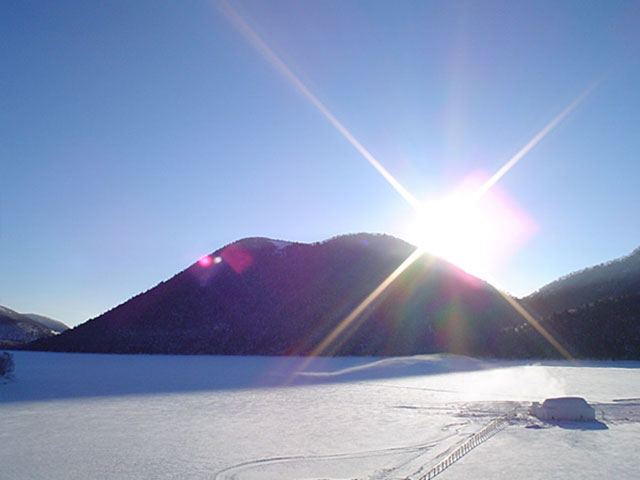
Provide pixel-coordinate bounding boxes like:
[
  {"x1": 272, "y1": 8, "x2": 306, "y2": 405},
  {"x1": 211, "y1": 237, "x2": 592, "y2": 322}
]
[
  {"x1": 213, "y1": 431, "x2": 462, "y2": 480},
  {"x1": 212, "y1": 406, "x2": 521, "y2": 480}
]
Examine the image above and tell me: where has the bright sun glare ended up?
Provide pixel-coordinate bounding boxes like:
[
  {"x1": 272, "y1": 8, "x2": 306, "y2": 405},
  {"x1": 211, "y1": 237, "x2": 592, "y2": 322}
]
[
  {"x1": 215, "y1": 0, "x2": 589, "y2": 288},
  {"x1": 407, "y1": 175, "x2": 535, "y2": 282},
  {"x1": 213, "y1": 0, "x2": 585, "y2": 361}
]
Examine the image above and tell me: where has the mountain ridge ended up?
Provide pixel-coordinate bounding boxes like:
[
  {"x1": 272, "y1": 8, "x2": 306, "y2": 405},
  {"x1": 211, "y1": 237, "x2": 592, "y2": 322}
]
[
  {"x1": 521, "y1": 246, "x2": 640, "y2": 317},
  {"x1": 21, "y1": 234, "x2": 640, "y2": 359},
  {"x1": 0, "y1": 305, "x2": 69, "y2": 347},
  {"x1": 25, "y1": 233, "x2": 526, "y2": 356}
]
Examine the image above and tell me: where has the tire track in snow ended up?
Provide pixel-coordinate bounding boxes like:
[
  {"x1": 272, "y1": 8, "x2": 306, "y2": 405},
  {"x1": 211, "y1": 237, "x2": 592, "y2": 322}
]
[
  {"x1": 213, "y1": 402, "x2": 521, "y2": 479},
  {"x1": 212, "y1": 430, "x2": 464, "y2": 480}
]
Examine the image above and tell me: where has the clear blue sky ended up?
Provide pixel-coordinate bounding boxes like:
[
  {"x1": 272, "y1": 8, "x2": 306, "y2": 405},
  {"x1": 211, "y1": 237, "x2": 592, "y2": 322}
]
[{"x1": 2, "y1": 0, "x2": 639, "y2": 327}]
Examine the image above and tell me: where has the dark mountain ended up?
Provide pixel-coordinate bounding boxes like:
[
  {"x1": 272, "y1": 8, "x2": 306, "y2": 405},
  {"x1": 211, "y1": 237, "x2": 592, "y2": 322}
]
[
  {"x1": 26, "y1": 234, "x2": 528, "y2": 357},
  {"x1": 23, "y1": 313, "x2": 69, "y2": 334},
  {"x1": 499, "y1": 292, "x2": 640, "y2": 359},
  {"x1": 25, "y1": 235, "x2": 640, "y2": 359},
  {"x1": 522, "y1": 246, "x2": 640, "y2": 317},
  {"x1": 0, "y1": 305, "x2": 54, "y2": 347},
  {"x1": 510, "y1": 246, "x2": 640, "y2": 359}
]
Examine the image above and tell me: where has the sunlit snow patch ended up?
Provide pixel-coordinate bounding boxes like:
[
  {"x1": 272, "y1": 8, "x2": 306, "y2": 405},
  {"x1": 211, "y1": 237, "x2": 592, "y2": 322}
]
[
  {"x1": 294, "y1": 354, "x2": 489, "y2": 383},
  {"x1": 269, "y1": 239, "x2": 292, "y2": 250}
]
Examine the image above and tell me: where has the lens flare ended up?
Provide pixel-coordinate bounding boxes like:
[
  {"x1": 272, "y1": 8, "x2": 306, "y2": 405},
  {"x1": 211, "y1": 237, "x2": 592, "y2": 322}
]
[
  {"x1": 213, "y1": 0, "x2": 596, "y2": 362},
  {"x1": 221, "y1": 244, "x2": 253, "y2": 273},
  {"x1": 198, "y1": 255, "x2": 213, "y2": 267}
]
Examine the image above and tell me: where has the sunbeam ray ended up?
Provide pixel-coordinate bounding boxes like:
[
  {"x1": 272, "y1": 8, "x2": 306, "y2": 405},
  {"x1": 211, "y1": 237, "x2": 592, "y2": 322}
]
[
  {"x1": 496, "y1": 289, "x2": 574, "y2": 361},
  {"x1": 474, "y1": 81, "x2": 601, "y2": 200},
  {"x1": 285, "y1": 247, "x2": 428, "y2": 381},
  {"x1": 215, "y1": 0, "x2": 592, "y2": 364},
  {"x1": 214, "y1": 0, "x2": 421, "y2": 210},
  {"x1": 309, "y1": 247, "x2": 426, "y2": 357}
]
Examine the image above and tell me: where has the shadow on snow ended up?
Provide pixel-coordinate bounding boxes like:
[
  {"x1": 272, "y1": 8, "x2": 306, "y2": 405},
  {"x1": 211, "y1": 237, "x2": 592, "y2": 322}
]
[{"x1": 2, "y1": 351, "x2": 502, "y2": 403}]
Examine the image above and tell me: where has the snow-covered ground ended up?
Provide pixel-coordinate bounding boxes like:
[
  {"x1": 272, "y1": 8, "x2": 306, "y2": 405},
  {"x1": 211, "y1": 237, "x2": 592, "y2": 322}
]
[{"x1": 1, "y1": 352, "x2": 638, "y2": 479}]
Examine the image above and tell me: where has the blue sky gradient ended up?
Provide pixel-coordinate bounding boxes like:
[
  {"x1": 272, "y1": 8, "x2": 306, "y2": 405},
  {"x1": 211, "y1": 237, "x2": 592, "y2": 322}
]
[{"x1": 2, "y1": 1, "x2": 640, "y2": 326}]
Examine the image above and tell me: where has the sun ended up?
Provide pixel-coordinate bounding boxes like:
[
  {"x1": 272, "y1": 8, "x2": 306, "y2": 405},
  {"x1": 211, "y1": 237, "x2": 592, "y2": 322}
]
[{"x1": 406, "y1": 174, "x2": 535, "y2": 282}]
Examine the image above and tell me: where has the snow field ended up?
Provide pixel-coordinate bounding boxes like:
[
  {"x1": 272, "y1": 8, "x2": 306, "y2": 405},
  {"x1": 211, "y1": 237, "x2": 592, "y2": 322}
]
[{"x1": 1, "y1": 352, "x2": 638, "y2": 479}]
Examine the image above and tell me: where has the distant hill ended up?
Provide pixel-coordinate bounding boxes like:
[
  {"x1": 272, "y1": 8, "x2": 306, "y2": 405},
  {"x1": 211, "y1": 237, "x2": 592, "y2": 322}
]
[
  {"x1": 0, "y1": 305, "x2": 54, "y2": 347},
  {"x1": 500, "y1": 292, "x2": 640, "y2": 359},
  {"x1": 512, "y1": 246, "x2": 640, "y2": 359},
  {"x1": 522, "y1": 246, "x2": 640, "y2": 317},
  {"x1": 23, "y1": 313, "x2": 69, "y2": 334},
  {"x1": 26, "y1": 234, "x2": 526, "y2": 357}
]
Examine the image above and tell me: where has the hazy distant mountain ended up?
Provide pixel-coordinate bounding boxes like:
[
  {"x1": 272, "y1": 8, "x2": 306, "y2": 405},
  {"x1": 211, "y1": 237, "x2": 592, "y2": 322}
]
[
  {"x1": 26, "y1": 234, "x2": 526, "y2": 357},
  {"x1": 0, "y1": 306, "x2": 69, "y2": 347},
  {"x1": 23, "y1": 313, "x2": 69, "y2": 334},
  {"x1": 0, "y1": 305, "x2": 54, "y2": 346},
  {"x1": 522, "y1": 246, "x2": 640, "y2": 317}
]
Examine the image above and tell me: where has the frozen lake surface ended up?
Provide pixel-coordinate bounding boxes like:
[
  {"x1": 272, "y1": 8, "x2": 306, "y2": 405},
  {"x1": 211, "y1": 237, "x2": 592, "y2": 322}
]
[{"x1": 1, "y1": 352, "x2": 639, "y2": 479}]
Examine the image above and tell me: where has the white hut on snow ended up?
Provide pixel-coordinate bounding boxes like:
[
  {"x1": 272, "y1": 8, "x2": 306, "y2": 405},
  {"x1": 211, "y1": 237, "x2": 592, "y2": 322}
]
[{"x1": 530, "y1": 397, "x2": 595, "y2": 421}]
